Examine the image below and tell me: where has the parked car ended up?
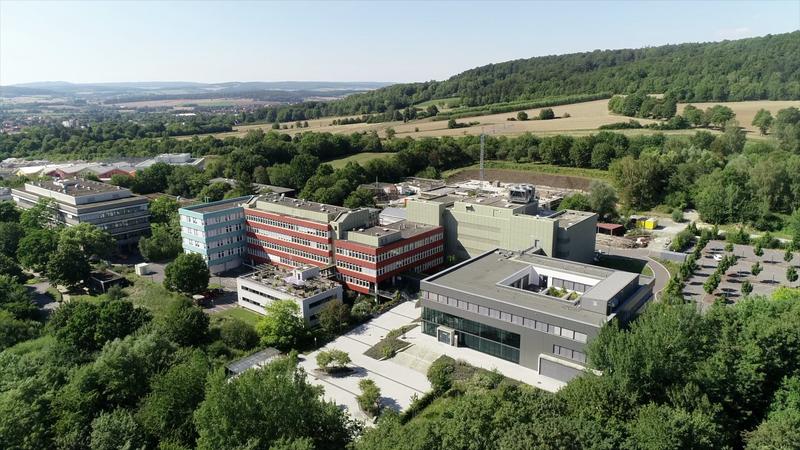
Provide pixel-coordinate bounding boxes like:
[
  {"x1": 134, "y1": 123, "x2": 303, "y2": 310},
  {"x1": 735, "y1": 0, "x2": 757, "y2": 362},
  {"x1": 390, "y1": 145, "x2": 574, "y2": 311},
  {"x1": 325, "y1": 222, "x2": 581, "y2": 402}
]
[{"x1": 713, "y1": 254, "x2": 724, "y2": 262}]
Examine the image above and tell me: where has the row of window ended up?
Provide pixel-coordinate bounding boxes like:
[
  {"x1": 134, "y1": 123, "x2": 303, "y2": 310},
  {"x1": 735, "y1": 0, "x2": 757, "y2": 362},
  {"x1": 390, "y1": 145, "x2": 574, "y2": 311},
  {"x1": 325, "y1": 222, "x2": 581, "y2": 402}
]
[
  {"x1": 246, "y1": 237, "x2": 333, "y2": 264},
  {"x1": 422, "y1": 290, "x2": 588, "y2": 343},
  {"x1": 211, "y1": 246, "x2": 244, "y2": 261},
  {"x1": 338, "y1": 273, "x2": 371, "y2": 288},
  {"x1": 181, "y1": 225, "x2": 205, "y2": 238},
  {"x1": 208, "y1": 222, "x2": 243, "y2": 237},
  {"x1": 553, "y1": 345, "x2": 586, "y2": 363},
  {"x1": 335, "y1": 247, "x2": 376, "y2": 262},
  {"x1": 245, "y1": 214, "x2": 330, "y2": 238},
  {"x1": 208, "y1": 234, "x2": 243, "y2": 249},
  {"x1": 247, "y1": 226, "x2": 330, "y2": 250},
  {"x1": 377, "y1": 232, "x2": 443, "y2": 262},
  {"x1": 336, "y1": 260, "x2": 367, "y2": 274},
  {"x1": 205, "y1": 211, "x2": 244, "y2": 225},
  {"x1": 377, "y1": 245, "x2": 443, "y2": 276},
  {"x1": 82, "y1": 204, "x2": 148, "y2": 222},
  {"x1": 182, "y1": 237, "x2": 205, "y2": 250},
  {"x1": 308, "y1": 296, "x2": 337, "y2": 310},
  {"x1": 95, "y1": 216, "x2": 149, "y2": 231},
  {"x1": 415, "y1": 257, "x2": 443, "y2": 273},
  {"x1": 240, "y1": 284, "x2": 284, "y2": 303}
]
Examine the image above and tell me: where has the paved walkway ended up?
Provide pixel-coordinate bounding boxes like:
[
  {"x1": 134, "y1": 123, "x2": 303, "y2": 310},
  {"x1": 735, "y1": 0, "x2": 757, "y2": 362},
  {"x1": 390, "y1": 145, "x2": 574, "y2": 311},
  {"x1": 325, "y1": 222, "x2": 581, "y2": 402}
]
[
  {"x1": 298, "y1": 301, "x2": 431, "y2": 423},
  {"x1": 604, "y1": 247, "x2": 671, "y2": 301}
]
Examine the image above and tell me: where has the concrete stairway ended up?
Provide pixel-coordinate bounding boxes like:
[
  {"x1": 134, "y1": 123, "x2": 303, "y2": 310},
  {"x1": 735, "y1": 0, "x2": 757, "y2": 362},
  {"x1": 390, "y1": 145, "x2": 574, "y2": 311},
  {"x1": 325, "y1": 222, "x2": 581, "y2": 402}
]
[{"x1": 392, "y1": 344, "x2": 442, "y2": 374}]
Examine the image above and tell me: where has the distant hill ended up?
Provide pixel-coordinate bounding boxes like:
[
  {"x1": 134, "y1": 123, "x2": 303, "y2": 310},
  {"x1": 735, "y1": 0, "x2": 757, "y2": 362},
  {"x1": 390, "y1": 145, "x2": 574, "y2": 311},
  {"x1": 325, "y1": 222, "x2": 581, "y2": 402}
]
[
  {"x1": 0, "y1": 81, "x2": 393, "y2": 101},
  {"x1": 256, "y1": 31, "x2": 800, "y2": 120}
]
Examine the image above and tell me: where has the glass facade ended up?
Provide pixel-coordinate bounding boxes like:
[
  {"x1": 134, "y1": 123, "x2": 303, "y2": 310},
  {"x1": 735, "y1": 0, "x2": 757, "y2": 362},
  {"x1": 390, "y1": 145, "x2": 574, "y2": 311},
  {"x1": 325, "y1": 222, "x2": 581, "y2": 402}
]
[{"x1": 422, "y1": 307, "x2": 520, "y2": 363}]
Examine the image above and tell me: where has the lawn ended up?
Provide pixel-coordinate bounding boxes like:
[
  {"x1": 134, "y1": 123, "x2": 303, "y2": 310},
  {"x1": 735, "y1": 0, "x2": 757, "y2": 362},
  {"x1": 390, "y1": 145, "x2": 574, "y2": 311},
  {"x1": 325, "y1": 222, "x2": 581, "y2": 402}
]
[
  {"x1": 415, "y1": 97, "x2": 461, "y2": 109},
  {"x1": 123, "y1": 276, "x2": 188, "y2": 319},
  {"x1": 325, "y1": 152, "x2": 394, "y2": 169},
  {"x1": 213, "y1": 307, "x2": 262, "y2": 327},
  {"x1": 596, "y1": 254, "x2": 654, "y2": 277}
]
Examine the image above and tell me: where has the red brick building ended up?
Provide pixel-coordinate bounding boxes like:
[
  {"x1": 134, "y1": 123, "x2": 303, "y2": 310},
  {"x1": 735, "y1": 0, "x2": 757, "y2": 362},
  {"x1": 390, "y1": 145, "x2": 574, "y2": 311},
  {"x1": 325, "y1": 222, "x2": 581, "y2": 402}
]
[
  {"x1": 335, "y1": 221, "x2": 444, "y2": 294},
  {"x1": 242, "y1": 195, "x2": 444, "y2": 294}
]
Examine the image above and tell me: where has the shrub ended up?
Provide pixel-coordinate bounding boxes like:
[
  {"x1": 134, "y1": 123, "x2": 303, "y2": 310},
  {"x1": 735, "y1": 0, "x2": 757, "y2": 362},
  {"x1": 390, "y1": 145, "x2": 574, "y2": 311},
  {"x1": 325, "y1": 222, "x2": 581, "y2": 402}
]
[
  {"x1": 516, "y1": 111, "x2": 528, "y2": 121},
  {"x1": 538, "y1": 108, "x2": 555, "y2": 120},
  {"x1": 316, "y1": 349, "x2": 351, "y2": 373},
  {"x1": 357, "y1": 379, "x2": 382, "y2": 416},
  {"x1": 671, "y1": 208, "x2": 685, "y2": 223},
  {"x1": 220, "y1": 318, "x2": 259, "y2": 350},
  {"x1": 670, "y1": 227, "x2": 695, "y2": 252},
  {"x1": 427, "y1": 355, "x2": 456, "y2": 394},
  {"x1": 726, "y1": 227, "x2": 750, "y2": 245}
]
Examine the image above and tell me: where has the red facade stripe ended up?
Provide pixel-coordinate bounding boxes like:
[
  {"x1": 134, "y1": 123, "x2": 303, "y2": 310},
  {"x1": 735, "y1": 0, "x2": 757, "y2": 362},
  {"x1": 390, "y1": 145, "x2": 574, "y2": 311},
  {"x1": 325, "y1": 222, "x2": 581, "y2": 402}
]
[
  {"x1": 246, "y1": 220, "x2": 331, "y2": 244},
  {"x1": 246, "y1": 231, "x2": 332, "y2": 257}
]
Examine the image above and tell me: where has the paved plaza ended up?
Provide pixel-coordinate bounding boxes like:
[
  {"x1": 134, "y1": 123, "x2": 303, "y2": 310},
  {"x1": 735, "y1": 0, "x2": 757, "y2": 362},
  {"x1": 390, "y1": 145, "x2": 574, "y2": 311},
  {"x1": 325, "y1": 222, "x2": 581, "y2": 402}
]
[{"x1": 299, "y1": 300, "x2": 567, "y2": 424}]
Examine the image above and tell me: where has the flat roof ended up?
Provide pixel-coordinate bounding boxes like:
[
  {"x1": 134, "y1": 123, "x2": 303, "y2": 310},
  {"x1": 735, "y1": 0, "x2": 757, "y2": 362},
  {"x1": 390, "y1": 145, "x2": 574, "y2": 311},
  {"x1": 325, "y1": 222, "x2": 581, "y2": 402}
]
[
  {"x1": 349, "y1": 219, "x2": 437, "y2": 240},
  {"x1": 256, "y1": 193, "x2": 350, "y2": 215},
  {"x1": 27, "y1": 179, "x2": 125, "y2": 196},
  {"x1": 550, "y1": 210, "x2": 596, "y2": 227},
  {"x1": 460, "y1": 195, "x2": 520, "y2": 208},
  {"x1": 423, "y1": 249, "x2": 639, "y2": 324},
  {"x1": 240, "y1": 265, "x2": 340, "y2": 296},
  {"x1": 182, "y1": 196, "x2": 253, "y2": 213}
]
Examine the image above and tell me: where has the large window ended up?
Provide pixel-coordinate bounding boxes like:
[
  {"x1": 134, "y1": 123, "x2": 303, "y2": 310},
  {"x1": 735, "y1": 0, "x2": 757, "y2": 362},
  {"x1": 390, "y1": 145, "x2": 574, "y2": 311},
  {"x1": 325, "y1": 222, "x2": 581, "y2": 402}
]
[{"x1": 422, "y1": 307, "x2": 520, "y2": 363}]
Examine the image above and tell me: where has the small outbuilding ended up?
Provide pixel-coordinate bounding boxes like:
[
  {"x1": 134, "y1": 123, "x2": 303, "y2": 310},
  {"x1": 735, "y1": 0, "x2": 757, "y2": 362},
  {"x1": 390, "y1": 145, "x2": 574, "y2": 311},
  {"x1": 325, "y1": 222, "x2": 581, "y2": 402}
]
[{"x1": 597, "y1": 223, "x2": 625, "y2": 236}]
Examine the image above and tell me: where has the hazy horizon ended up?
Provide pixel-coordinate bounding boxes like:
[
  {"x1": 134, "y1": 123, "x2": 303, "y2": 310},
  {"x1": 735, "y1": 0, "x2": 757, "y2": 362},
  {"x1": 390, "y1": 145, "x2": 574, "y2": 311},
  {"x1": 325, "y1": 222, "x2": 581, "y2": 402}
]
[{"x1": 2, "y1": 0, "x2": 799, "y2": 86}]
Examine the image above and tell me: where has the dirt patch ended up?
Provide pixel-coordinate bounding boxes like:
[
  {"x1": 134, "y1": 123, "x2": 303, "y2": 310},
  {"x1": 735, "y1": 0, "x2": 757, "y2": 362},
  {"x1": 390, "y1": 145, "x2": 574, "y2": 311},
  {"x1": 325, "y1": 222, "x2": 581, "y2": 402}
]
[{"x1": 446, "y1": 168, "x2": 596, "y2": 191}]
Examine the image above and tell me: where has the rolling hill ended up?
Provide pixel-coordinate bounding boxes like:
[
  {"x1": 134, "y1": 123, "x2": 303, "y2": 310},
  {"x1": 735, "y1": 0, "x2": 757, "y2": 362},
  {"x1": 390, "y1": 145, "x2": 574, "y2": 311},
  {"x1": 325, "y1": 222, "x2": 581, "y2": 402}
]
[{"x1": 254, "y1": 31, "x2": 800, "y2": 120}]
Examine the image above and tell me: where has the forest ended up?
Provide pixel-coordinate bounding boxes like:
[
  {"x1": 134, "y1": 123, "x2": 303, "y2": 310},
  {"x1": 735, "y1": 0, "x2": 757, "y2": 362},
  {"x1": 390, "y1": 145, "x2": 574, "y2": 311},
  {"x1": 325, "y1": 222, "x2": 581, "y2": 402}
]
[{"x1": 241, "y1": 32, "x2": 800, "y2": 122}]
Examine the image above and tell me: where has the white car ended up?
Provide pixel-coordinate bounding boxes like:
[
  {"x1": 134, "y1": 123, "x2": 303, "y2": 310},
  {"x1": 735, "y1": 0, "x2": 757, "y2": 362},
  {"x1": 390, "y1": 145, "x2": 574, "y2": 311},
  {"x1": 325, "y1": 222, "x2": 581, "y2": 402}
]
[{"x1": 713, "y1": 254, "x2": 723, "y2": 262}]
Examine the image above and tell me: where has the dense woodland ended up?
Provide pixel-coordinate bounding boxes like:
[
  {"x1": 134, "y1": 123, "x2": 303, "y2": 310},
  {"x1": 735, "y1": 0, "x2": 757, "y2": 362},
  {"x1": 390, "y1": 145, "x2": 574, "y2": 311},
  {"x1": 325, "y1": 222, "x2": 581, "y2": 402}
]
[{"x1": 242, "y1": 32, "x2": 800, "y2": 122}]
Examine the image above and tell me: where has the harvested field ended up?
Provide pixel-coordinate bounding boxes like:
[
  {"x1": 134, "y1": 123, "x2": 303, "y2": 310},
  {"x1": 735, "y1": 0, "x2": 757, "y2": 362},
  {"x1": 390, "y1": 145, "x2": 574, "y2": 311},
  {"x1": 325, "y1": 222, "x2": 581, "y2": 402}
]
[
  {"x1": 677, "y1": 100, "x2": 800, "y2": 134},
  {"x1": 179, "y1": 99, "x2": 800, "y2": 140}
]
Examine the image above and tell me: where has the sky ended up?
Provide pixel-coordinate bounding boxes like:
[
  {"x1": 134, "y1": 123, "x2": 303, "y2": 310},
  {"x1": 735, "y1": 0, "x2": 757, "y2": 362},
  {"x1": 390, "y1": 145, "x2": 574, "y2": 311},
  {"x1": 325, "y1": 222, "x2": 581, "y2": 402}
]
[{"x1": 1, "y1": 0, "x2": 799, "y2": 85}]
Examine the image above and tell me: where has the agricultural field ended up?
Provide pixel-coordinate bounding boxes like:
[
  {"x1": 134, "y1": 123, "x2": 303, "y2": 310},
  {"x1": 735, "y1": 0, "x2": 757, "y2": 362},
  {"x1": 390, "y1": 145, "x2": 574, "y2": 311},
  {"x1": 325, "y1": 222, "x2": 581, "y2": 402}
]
[
  {"x1": 181, "y1": 99, "x2": 800, "y2": 141},
  {"x1": 677, "y1": 100, "x2": 800, "y2": 134}
]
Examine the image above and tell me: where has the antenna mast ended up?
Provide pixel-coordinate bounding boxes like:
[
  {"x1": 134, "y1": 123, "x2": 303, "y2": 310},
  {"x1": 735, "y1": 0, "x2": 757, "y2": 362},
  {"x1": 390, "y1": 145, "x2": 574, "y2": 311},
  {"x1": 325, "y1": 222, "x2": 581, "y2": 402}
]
[{"x1": 479, "y1": 133, "x2": 485, "y2": 191}]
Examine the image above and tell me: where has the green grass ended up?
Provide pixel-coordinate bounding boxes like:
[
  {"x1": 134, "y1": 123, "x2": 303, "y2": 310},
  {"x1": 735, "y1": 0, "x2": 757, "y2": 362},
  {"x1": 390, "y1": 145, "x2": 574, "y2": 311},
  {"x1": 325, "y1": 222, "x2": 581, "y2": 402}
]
[
  {"x1": 415, "y1": 97, "x2": 461, "y2": 109},
  {"x1": 655, "y1": 259, "x2": 681, "y2": 278},
  {"x1": 325, "y1": 152, "x2": 394, "y2": 169},
  {"x1": 364, "y1": 324, "x2": 416, "y2": 359},
  {"x1": 596, "y1": 254, "x2": 654, "y2": 276},
  {"x1": 442, "y1": 160, "x2": 612, "y2": 181},
  {"x1": 123, "y1": 276, "x2": 188, "y2": 319},
  {"x1": 6, "y1": 335, "x2": 55, "y2": 356},
  {"x1": 213, "y1": 307, "x2": 262, "y2": 327},
  {"x1": 45, "y1": 286, "x2": 63, "y2": 303},
  {"x1": 716, "y1": 218, "x2": 794, "y2": 241}
]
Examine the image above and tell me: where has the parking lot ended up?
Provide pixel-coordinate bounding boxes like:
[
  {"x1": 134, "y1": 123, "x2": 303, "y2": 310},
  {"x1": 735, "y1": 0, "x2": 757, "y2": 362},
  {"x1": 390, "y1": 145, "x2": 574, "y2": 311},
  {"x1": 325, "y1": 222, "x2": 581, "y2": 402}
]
[{"x1": 683, "y1": 241, "x2": 798, "y2": 308}]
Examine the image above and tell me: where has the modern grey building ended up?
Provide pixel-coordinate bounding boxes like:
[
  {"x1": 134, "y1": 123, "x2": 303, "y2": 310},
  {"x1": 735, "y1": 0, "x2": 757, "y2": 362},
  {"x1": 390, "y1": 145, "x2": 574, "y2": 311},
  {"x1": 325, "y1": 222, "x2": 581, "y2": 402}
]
[
  {"x1": 406, "y1": 185, "x2": 598, "y2": 263},
  {"x1": 11, "y1": 178, "x2": 150, "y2": 245},
  {"x1": 419, "y1": 248, "x2": 653, "y2": 382}
]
